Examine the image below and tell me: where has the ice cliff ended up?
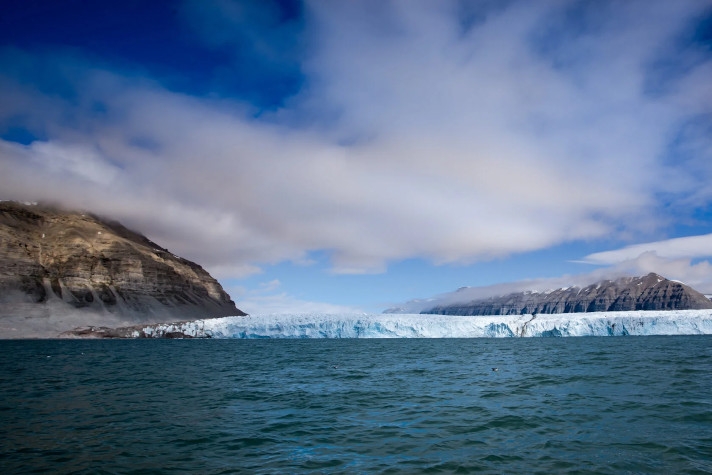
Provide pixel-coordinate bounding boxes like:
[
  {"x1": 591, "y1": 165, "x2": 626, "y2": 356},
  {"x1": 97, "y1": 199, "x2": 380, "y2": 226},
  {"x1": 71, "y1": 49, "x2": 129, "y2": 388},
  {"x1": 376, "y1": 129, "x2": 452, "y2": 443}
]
[{"x1": 80, "y1": 310, "x2": 712, "y2": 338}]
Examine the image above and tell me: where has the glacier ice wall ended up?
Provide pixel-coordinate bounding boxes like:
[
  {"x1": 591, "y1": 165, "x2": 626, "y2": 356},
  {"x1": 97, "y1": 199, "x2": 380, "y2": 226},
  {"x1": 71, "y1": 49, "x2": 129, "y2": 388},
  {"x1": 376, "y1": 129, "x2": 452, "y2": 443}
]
[{"x1": 134, "y1": 310, "x2": 712, "y2": 338}]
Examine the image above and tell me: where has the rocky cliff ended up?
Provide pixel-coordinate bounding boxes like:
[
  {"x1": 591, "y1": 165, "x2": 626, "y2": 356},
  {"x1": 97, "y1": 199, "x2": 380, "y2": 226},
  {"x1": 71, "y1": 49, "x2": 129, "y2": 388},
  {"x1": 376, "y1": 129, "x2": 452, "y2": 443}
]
[
  {"x1": 0, "y1": 201, "x2": 245, "y2": 337},
  {"x1": 422, "y1": 273, "x2": 712, "y2": 316}
]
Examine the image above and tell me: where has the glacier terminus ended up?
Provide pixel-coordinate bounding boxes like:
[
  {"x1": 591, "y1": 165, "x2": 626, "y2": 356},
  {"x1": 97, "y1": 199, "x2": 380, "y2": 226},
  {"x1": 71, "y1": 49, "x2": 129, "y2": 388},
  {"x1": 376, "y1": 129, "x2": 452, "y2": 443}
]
[{"x1": 108, "y1": 310, "x2": 712, "y2": 339}]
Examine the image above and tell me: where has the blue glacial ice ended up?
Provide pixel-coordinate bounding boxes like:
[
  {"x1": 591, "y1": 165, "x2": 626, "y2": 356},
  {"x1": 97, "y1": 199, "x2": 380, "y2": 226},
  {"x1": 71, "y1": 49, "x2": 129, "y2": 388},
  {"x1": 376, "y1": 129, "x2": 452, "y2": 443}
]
[{"x1": 134, "y1": 310, "x2": 712, "y2": 338}]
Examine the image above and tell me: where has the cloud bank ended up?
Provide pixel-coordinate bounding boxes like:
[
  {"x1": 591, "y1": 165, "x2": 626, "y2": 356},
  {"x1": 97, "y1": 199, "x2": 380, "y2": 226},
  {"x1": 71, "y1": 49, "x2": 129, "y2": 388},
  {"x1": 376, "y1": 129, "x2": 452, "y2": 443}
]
[{"x1": 1, "y1": 0, "x2": 712, "y2": 281}]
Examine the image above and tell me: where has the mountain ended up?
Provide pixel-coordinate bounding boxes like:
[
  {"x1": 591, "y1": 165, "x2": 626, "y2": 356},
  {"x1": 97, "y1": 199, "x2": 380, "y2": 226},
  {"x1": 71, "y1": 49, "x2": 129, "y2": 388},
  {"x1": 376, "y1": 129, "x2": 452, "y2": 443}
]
[
  {"x1": 0, "y1": 201, "x2": 245, "y2": 338},
  {"x1": 420, "y1": 273, "x2": 712, "y2": 316}
]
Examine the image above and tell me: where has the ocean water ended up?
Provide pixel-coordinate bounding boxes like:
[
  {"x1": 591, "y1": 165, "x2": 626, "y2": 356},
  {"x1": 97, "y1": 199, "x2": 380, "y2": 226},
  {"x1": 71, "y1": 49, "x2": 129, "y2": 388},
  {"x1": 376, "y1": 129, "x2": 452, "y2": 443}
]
[{"x1": 1, "y1": 337, "x2": 711, "y2": 474}]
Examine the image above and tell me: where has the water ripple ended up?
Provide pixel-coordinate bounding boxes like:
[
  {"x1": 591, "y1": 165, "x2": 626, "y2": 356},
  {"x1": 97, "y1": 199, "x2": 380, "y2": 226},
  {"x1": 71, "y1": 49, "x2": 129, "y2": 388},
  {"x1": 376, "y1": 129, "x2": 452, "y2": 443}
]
[{"x1": 1, "y1": 337, "x2": 711, "y2": 473}]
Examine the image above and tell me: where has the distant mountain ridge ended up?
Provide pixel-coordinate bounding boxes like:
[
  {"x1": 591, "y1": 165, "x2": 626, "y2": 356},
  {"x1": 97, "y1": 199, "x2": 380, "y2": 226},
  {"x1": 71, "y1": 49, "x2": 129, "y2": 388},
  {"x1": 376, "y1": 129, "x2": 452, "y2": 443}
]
[
  {"x1": 421, "y1": 273, "x2": 712, "y2": 316},
  {"x1": 0, "y1": 201, "x2": 246, "y2": 337}
]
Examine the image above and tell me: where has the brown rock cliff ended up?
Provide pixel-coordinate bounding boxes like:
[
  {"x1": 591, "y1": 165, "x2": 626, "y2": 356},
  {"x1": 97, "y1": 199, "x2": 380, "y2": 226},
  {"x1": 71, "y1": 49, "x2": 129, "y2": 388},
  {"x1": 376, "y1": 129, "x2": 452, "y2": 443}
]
[{"x1": 0, "y1": 201, "x2": 246, "y2": 337}]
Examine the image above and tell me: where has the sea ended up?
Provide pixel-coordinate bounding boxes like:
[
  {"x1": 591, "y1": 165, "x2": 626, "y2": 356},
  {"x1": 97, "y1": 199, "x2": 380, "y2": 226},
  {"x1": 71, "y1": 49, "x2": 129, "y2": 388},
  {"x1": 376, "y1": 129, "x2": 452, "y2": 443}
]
[{"x1": 1, "y1": 336, "x2": 711, "y2": 474}]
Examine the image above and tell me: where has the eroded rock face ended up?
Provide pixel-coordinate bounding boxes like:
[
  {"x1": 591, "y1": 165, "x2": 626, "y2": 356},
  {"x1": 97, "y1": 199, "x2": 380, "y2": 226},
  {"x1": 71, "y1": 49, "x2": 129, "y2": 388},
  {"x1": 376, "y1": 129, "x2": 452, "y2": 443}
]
[
  {"x1": 0, "y1": 201, "x2": 245, "y2": 337},
  {"x1": 423, "y1": 273, "x2": 712, "y2": 316}
]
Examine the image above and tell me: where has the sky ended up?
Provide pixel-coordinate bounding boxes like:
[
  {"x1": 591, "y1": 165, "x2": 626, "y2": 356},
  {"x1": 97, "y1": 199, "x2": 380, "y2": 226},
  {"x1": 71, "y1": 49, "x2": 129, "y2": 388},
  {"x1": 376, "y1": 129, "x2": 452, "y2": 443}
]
[{"x1": 1, "y1": 0, "x2": 712, "y2": 314}]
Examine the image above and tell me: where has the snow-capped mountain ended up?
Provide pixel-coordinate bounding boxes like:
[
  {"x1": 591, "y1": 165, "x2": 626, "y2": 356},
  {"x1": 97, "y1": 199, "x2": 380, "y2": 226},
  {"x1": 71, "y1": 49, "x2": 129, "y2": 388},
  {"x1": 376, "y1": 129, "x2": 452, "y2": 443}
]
[{"x1": 414, "y1": 273, "x2": 712, "y2": 316}]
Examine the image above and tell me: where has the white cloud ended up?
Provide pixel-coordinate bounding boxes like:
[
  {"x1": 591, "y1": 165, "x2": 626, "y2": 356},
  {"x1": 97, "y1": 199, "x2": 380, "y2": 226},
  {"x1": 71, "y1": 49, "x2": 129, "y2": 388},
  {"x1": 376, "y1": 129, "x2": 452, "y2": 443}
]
[
  {"x1": 239, "y1": 293, "x2": 362, "y2": 315},
  {"x1": 28, "y1": 141, "x2": 120, "y2": 186},
  {"x1": 1, "y1": 0, "x2": 712, "y2": 280},
  {"x1": 583, "y1": 234, "x2": 712, "y2": 264},
  {"x1": 581, "y1": 235, "x2": 712, "y2": 293},
  {"x1": 228, "y1": 280, "x2": 362, "y2": 315}
]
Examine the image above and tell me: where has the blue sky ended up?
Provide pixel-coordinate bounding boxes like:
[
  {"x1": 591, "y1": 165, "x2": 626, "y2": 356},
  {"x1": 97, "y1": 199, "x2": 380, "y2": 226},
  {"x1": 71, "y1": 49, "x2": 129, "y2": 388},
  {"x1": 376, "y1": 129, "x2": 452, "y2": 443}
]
[{"x1": 1, "y1": 0, "x2": 712, "y2": 313}]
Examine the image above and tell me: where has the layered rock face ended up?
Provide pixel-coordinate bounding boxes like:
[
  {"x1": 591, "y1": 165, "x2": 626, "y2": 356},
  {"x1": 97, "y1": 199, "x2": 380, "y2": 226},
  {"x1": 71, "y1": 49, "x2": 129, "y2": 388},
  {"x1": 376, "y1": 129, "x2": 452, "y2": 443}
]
[
  {"x1": 0, "y1": 201, "x2": 245, "y2": 337},
  {"x1": 423, "y1": 273, "x2": 712, "y2": 316}
]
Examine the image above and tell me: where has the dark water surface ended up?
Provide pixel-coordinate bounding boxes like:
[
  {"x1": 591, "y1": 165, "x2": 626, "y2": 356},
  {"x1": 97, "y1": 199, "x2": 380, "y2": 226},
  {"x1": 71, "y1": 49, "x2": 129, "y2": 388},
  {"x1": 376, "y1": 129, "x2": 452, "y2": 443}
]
[{"x1": 1, "y1": 337, "x2": 712, "y2": 474}]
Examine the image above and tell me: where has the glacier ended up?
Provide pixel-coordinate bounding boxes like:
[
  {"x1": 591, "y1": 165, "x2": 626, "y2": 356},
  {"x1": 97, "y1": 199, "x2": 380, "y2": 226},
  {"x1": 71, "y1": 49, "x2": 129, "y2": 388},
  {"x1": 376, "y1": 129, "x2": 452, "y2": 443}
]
[{"x1": 132, "y1": 310, "x2": 712, "y2": 338}]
